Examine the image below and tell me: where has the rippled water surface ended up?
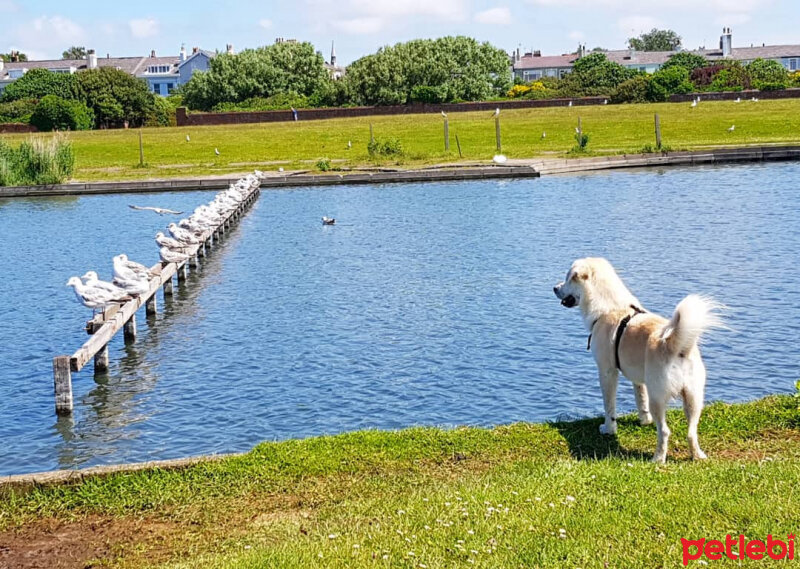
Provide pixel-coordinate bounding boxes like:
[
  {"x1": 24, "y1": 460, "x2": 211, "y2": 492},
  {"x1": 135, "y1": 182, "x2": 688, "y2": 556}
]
[{"x1": 1, "y1": 162, "x2": 798, "y2": 475}]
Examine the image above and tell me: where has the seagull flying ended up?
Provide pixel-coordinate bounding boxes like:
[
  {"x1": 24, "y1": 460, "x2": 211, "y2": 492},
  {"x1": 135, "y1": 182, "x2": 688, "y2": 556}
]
[
  {"x1": 129, "y1": 205, "x2": 184, "y2": 215},
  {"x1": 322, "y1": 216, "x2": 336, "y2": 225}
]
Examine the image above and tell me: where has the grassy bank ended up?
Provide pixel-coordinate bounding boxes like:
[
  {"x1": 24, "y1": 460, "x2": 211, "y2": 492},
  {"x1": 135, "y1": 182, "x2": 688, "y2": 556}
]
[
  {"x1": 1, "y1": 99, "x2": 799, "y2": 183},
  {"x1": 1, "y1": 395, "x2": 798, "y2": 568}
]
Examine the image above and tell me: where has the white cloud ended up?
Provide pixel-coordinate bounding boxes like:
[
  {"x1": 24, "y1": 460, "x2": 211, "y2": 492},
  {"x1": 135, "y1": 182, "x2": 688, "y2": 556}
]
[
  {"x1": 331, "y1": 17, "x2": 384, "y2": 34},
  {"x1": 715, "y1": 13, "x2": 751, "y2": 26},
  {"x1": 0, "y1": 0, "x2": 19, "y2": 12},
  {"x1": 474, "y1": 7, "x2": 511, "y2": 25},
  {"x1": 129, "y1": 18, "x2": 159, "y2": 39},
  {"x1": 349, "y1": 0, "x2": 468, "y2": 21},
  {"x1": 8, "y1": 16, "x2": 85, "y2": 58},
  {"x1": 618, "y1": 15, "x2": 660, "y2": 35},
  {"x1": 259, "y1": 18, "x2": 273, "y2": 30},
  {"x1": 568, "y1": 30, "x2": 585, "y2": 41}
]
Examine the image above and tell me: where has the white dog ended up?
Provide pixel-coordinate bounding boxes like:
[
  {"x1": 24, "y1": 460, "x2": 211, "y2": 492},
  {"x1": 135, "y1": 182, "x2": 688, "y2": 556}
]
[{"x1": 553, "y1": 258, "x2": 723, "y2": 463}]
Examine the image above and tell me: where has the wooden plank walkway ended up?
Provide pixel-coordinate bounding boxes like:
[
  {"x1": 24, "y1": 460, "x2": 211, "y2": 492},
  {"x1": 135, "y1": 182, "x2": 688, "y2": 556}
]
[{"x1": 52, "y1": 182, "x2": 261, "y2": 415}]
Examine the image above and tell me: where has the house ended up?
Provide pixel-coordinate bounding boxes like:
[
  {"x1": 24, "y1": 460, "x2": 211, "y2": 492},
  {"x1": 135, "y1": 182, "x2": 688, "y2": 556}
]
[
  {"x1": 513, "y1": 28, "x2": 800, "y2": 81},
  {"x1": 0, "y1": 45, "x2": 214, "y2": 97}
]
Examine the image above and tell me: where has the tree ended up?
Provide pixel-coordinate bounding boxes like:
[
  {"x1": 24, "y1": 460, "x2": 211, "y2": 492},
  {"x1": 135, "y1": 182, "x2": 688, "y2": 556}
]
[
  {"x1": 661, "y1": 52, "x2": 707, "y2": 72},
  {"x1": 570, "y1": 52, "x2": 637, "y2": 91},
  {"x1": 62, "y1": 46, "x2": 87, "y2": 60},
  {"x1": 1, "y1": 52, "x2": 28, "y2": 62},
  {"x1": 30, "y1": 95, "x2": 94, "y2": 131},
  {"x1": 345, "y1": 36, "x2": 511, "y2": 106},
  {"x1": 1, "y1": 68, "x2": 76, "y2": 102},
  {"x1": 181, "y1": 42, "x2": 332, "y2": 111},
  {"x1": 747, "y1": 58, "x2": 789, "y2": 90},
  {"x1": 646, "y1": 66, "x2": 694, "y2": 101},
  {"x1": 628, "y1": 29, "x2": 682, "y2": 52},
  {"x1": 72, "y1": 67, "x2": 155, "y2": 128}
]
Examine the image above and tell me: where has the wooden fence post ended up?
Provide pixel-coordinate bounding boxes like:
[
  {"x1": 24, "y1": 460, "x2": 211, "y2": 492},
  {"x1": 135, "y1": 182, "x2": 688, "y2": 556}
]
[
  {"x1": 94, "y1": 345, "x2": 109, "y2": 373},
  {"x1": 654, "y1": 113, "x2": 662, "y2": 150},
  {"x1": 53, "y1": 356, "x2": 73, "y2": 415},
  {"x1": 444, "y1": 118, "x2": 450, "y2": 152},
  {"x1": 455, "y1": 134, "x2": 463, "y2": 158},
  {"x1": 138, "y1": 129, "x2": 144, "y2": 167},
  {"x1": 369, "y1": 123, "x2": 374, "y2": 144},
  {"x1": 146, "y1": 294, "x2": 158, "y2": 316},
  {"x1": 123, "y1": 313, "x2": 137, "y2": 343},
  {"x1": 495, "y1": 117, "x2": 502, "y2": 152}
]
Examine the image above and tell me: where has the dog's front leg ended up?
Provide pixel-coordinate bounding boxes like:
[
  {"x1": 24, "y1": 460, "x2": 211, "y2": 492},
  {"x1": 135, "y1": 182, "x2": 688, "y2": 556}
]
[{"x1": 598, "y1": 368, "x2": 619, "y2": 435}]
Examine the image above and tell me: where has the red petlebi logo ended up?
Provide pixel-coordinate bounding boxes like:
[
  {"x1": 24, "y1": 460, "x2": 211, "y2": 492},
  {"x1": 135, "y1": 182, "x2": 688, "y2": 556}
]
[{"x1": 682, "y1": 534, "x2": 795, "y2": 565}]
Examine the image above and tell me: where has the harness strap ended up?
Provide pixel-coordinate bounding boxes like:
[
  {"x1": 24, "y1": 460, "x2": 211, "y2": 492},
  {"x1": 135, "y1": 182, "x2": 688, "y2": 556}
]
[{"x1": 614, "y1": 305, "x2": 646, "y2": 371}]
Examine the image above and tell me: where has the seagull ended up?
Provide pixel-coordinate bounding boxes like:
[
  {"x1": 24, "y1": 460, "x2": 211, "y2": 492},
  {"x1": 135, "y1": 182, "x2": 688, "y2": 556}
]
[
  {"x1": 155, "y1": 231, "x2": 189, "y2": 251},
  {"x1": 186, "y1": 134, "x2": 190, "y2": 142},
  {"x1": 129, "y1": 205, "x2": 184, "y2": 215},
  {"x1": 114, "y1": 254, "x2": 153, "y2": 279},
  {"x1": 727, "y1": 125, "x2": 735, "y2": 132},
  {"x1": 541, "y1": 131, "x2": 546, "y2": 139},
  {"x1": 168, "y1": 223, "x2": 201, "y2": 244},
  {"x1": 691, "y1": 100, "x2": 697, "y2": 108},
  {"x1": 751, "y1": 97, "x2": 759, "y2": 102},
  {"x1": 214, "y1": 148, "x2": 220, "y2": 156},
  {"x1": 603, "y1": 99, "x2": 608, "y2": 105},
  {"x1": 575, "y1": 127, "x2": 580, "y2": 134},
  {"x1": 67, "y1": 277, "x2": 131, "y2": 314},
  {"x1": 568, "y1": 101, "x2": 573, "y2": 107},
  {"x1": 492, "y1": 154, "x2": 508, "y2": 164},
  {"x1": 441, "y1": 110, "x2": 448, "y2": 118},
  {"x1": 347, "y1": 140, "x2": 352, "y2": 150},
  {"x1": 734, "y1": 97, "x2": 741, "y2": 103},
  {"x1": 278, "y1": 167, "x2": 285, "y2": 173},
  {"x1": 159, "y1": 246, "x2": 191, "y2": 264},
  {"x1": 322, "y1": 216, "x2": 336, "y2": 225},
  {"x1": 80, "y1": 271, "x2": 128, "y2": 296},
  {"x1": 492, "y1": 108, "x2": 500, "y2": 118},
  {"x1": 112, "y1": 275, "x2": 150, "y2": 296}
]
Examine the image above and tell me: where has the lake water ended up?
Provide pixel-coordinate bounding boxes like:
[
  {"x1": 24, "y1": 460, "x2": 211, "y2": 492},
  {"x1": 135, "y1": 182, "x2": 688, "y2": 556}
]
[{"x1": 0, "y1": 162, "x2": 798, "y2": 476}]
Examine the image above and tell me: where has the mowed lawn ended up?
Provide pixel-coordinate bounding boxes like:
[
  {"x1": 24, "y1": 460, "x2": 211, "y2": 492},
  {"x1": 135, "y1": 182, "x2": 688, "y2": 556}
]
[
  {"x1": 2, "y1": 99, "x2": 800, "y2": 182},
  {"x1": 0, "y1": 396, "x2": 798, "y2": 568}
]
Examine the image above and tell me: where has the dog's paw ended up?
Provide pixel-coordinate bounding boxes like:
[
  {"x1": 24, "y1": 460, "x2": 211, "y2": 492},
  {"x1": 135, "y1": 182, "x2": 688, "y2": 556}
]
[
  {"x1": 639, "y1": 412, "x2": 653, "y2": 426},
  {"x1": 599, "y1": 423, "x2": 617, "y2": 436},
  {"x1": 691, "y1": 449, "x2": 708, "y2": 461},
  {"x1": 651, "y1": 454, "x2": 667, "y2": 464}
]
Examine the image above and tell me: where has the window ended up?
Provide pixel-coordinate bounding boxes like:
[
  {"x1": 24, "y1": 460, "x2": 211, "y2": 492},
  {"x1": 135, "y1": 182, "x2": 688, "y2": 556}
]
[
  {"x1": 147, "y1": 65, "x2": 171, "y2": 74},
  {"x1": 790, "y1": 58, "x2": 798, "y2": 71},
  {"x1": 167, "y1": 83, "x2": 175, "y2": 93}
]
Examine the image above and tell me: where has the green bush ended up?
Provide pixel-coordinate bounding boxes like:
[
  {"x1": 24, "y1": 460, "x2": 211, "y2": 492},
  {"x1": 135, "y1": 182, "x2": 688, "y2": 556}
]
[
  {"x1": 0, "y1": 98, "x2": 38, "y2": 123},
  {"x1": 610, "y1": 75, "x2": 651, "y2": 103},
  {"x1": 211, "y1": 92, "x2": 310, "y2": 112},
  {"x1": 0, "y1": 68, "x2": 75, "y2": 102},
  {"x1": 316, "y1": 157, "x2": 332, "y2": 171},
  {"x1": 747, "y1": 58, "x2": 788, "y2": 90},
  {"x1": 30, "y1": 95, "x2": 94, "y2": 131},
  {"x1": 367, "y1": 137, "x2": 403, "y2": 157},
  {"x1": 571, "y1": 131, "x2": 590, "y2": 153},
  {"x1": 146, "y1": 95, "x2": 178, "y2": 127},
  {"x1": 73, "y1": 67, "x2": 154, "y2": 128},
  {"x1": 0, "y1": 135, "x2": 74, "y2": 186},
  {"x1": 409, "y1": 85, "x2": 449, "y2": 104},
  {"x1": 660, "y1": 52, "x2": 708, "y2": 72},
  {"x1": 647, "y1": 66, "x2": 694, "y2": 101}
]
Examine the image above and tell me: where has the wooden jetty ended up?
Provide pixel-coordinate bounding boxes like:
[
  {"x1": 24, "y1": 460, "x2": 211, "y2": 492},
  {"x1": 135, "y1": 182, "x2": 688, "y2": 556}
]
[{"x1": 52, "y1": 182, "x2": 261, "y2": 415}]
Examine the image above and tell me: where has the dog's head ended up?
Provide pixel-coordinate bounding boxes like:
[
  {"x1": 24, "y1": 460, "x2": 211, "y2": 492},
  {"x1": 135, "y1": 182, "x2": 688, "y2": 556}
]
[{"x1": 553, "y1": 258, "x2": 600, "y2": 309}]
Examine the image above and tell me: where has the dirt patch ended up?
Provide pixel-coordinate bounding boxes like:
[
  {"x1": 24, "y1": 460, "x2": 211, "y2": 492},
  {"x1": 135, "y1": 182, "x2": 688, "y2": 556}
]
[{"x1": 0, "y1": 516, "x2": 177, "y2": 569}]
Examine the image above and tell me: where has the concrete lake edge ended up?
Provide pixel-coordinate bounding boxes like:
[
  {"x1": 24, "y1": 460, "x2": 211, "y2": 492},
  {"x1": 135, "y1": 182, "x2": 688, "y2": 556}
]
[{"x1": 1, "y1": 145, "x2": 800, "y2": 198}]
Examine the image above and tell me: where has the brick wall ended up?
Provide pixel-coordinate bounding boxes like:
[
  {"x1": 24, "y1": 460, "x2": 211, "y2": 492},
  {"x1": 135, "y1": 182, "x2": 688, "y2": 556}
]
[
  {"x1": 0, "y1": 123, "x2": 38, "y2": 134},
  {"x1": 669, "y1": 88, "x2": 800, "y2": 102}
]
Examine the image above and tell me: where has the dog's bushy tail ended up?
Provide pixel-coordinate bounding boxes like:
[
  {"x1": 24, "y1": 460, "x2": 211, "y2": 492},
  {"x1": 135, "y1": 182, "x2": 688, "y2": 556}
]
[{"x1": 662, "y1": 294, "x2": 725, "y2": 355}]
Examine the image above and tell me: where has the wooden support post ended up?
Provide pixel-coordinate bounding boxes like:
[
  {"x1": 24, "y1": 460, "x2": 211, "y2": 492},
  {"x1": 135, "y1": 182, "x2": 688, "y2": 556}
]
[
  {"x1": 177, "y1": 263, "x2": 187, "y2": 282},
  {"x1": 456, "y1": 134, "x2": 463, "y2": 158},
  {"x1": 654, "y1": 113, "x2": 662, "y2": 150},
  {"x1": 197, "y1": 242, "x2": 206, "y2": 258},
  {"x1": 123, "y1": 313, "x2": 137, "y2": 344},
  {"x1": 189, "y1": 254, "x2": 198, "y2": 268},
  {"x1": 94, "y1": 345, "x2": 109, "y2": 374},
  {"x1": 146, "y1": 294, "x2": 157, "y2": 316},
  {"x1": 444, "y1": 118, "x2": 450, "y2": 152},
  {"x1": 53, "y1": 356, "x2": 73, "y2": 415},
  {"x1": 369, "y1": 123, "x2": 374, "y2": 144},
  {"x1": 163, "y1": 277, "x2": 173, "y2": 297},
  {"x1": 578, "y1": 116, "x2": 582, "y2": 136},
  {"x1": 495, "y1": 117, "x2": 501, "y2": 152},
  {"x1": 138, "y1": 129, "x2": 144, "y2": 167}
]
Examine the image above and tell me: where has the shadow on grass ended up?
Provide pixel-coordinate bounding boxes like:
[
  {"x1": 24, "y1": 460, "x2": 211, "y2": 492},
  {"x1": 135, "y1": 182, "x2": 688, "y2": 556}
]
[{"x1": 550, "y1": 416, "x2": 653, "y2": 461}]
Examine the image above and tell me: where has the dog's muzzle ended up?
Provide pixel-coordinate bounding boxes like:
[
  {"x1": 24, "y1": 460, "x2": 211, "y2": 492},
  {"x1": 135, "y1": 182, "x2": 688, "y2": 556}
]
[{"x1": 553, "y1": 284, "x2": 577, "y2": 308}]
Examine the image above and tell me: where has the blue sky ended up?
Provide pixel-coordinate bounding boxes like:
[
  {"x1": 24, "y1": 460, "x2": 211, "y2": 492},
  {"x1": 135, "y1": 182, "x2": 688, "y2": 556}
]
[{"x1": 2, "y1": 0, "x2": 798, "y2": 63}]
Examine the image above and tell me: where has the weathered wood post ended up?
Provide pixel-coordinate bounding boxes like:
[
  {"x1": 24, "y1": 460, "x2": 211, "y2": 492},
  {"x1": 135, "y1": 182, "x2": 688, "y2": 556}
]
[
  {"x1": 163, "y1": 277, "x2": 174, "y2": 297},
  {"x1": 138, "y1": 129, "x2": 145, "y2": 167},
  {"x1": 369, "y1": 123, "x2": 374, "y2": 144},
  {"x1": 444, "y1": 117, "x2": 450, "y2": 152},
  {"x1": 456, "y1": 134, "x2": 463, "y2": 158},
  {"x1": 53, "y1": 356, "x2": 73, "y2": 415},
  {"x1": 146, "y1": 295, "x2": 157, "y2": 316},
  {"x1": 578, "y1": 116, "x2": 582, "y2": 137},
  {"x1": 495, "y1": 117, "x2": 502, "y2": 152},
  {"x1": 654, "y1": 113, "x2": 662, "y2": 150},
  {"x1": 177, "y1": 263, "x2": 188, "y2": 282},
  {"x1": 94, "y1": 345, "x2": 109, "y2": 373},
  {"x1": 189, "y1": 254, "x2": 198, "y2": 269},
  {"x1": 123, "y1": 314, "x2": 137, "y2": 343}
]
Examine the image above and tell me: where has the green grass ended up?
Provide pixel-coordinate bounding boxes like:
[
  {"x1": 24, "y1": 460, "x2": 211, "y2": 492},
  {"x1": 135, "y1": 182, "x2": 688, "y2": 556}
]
[
  {"x1": 1, "y1": 99, "x2": 799, "y2": 183},
  {"x1": 1, "y1": 395, "x2": 798, "y2": 568}
]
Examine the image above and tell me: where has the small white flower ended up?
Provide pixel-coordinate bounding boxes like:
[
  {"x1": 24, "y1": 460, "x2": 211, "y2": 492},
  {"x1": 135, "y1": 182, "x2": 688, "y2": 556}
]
[
  {"x1": 318, "y1": 552, "x2": 324, "y2": 558},
  {"x1": 244, "y1": 545, "x2": 252, "y2": 550},
  {"x1": 627, "y1": 462, "x2": 634, "y2": 467},
  {"x1": 352, "y1": 544, "x2": 360, "y2": 549},
  {"x1": 566, "y1": 495, "x2": 575, "y2": 502},
  {"x1": 424, "y1": 525, "x2": 431, "y2": 530},
  {"x1": 511, "y1": 491, "x2": 519, "y2": 495},
  {"x1": 419, "y1": 564, "x2": 427, "y2": 568},
  {"x1": 397, "y1": 509, "x2": 406, "y2": 515},
  {"x1": 328, "y1": 534, "x2": 338, "y2": 539},
  {"x1": 407, "y1": 551, "x2": 415, "y2": 557},
  {"x1": 468, "y1": 530, "x2": 475, "y2": 535},
  {"x1": 471, "y1": 549, "x2": 479, "y2": 554},
  {"x1": 457, "y1": 539, "x2": 465, "y2": 544},
  {"x1": 382, "y1": 554, "x2": 389, "y2": 560}
]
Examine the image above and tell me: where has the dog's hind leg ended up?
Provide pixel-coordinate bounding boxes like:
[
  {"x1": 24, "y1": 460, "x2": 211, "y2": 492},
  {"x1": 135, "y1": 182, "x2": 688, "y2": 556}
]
[
  {"x1": 649, "y1": 396, "x2": 671, "y2": 463},
  {"x1": 634, "y1": 384, "x2": 653, "y2": 425},
  {"x1": 682, "y1": 387, "x2": 707, "y2": 460},
  {"x1": 598, "y1": 369, "x2": 619, "y2": 435}
]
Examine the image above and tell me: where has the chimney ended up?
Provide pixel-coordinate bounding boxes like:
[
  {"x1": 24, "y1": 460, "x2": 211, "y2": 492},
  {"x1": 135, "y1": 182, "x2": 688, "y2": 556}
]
[
  {"x1": 330, "y1": 40, "x2": 337, "y2": 66},
  {"x1": 192, "y1": 46, "x2": 199, "y2": 54},
  {"x1": 150, "y1": 49, "x2": 156, "y2": 58},
  {"x1": 0, "y1": 58, "x2": 3, "y2": 72},
  {"x1": 179, "y1": 44, "x2": 187, "y2": 62},
  {"x1": 515, "y1": 47, "x2": 521, "y2": 62},
  {"x1": 87, "y1": 49, "x2": 97, "y2": 69},
  {"x1": 10, "y1": 50, "x2": 19, "y2": 62},
  {"x1": 226, "y1": 44, "x2": 234, "y2": 55},
  {"x1": 533, "y1": 50, "x2": 541, "y2": 57},
  {"x1": 720, "y1": 27, "x2": 732, "y2": 57}
]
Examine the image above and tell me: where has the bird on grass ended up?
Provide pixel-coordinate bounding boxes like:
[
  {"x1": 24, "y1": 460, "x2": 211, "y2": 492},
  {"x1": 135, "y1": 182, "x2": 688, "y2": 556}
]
[
  {"x1": 492, "y1": 155, "x2": 508, "y2": 164},
  {"x1": 186, "y1": 134, "x2": 190, "y2": 142},
  {"x1": 575, "y1": 127, "x2": 580, "y2": 134},
  {"x1": 568, "y1": 101, "x2": 573, "y2": 107},
  {"x1": 347, "y1": 140, "x2": 352, "y2": 150},
  {"x1": 322, "y1": 216, "x2": 336, "y2": 225},
  {"x1": 727, "y1": 125, "x2": 735, "y2": 132},
  {"x1": 129, "y1": 205, "x2": 184, "y2": 215},
  {"x1": 691, "y1": 99, "x2": 697, "y2": 108},
  {"x1": 603, "y1": 99, "x2": 608, "y2": 105},
  {"x1": 214, "y1": 148, "x2": 220, "y2": 156},
  {"x1": 751, "y1": 97, "x2": 759, "y2": 102},
  {"x1": 541, "y1": 131, "x2": 546, "y2": 139},
  {"x1": 734, "y1": 97, "x2": 741, "y2": 103}
]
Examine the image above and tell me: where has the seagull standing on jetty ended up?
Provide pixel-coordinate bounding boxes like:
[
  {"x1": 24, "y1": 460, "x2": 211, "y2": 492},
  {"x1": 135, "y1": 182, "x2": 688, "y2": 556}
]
[
  {"x1": 67, "y1": 277, "x2": 131, "y2": 314},
  {"x1": 114, "y1": 254, "x2": 153, "y2": 280},
  {"x1": 155, "y1": 231, "x2": 190, "y2": 251},
  {"x1": 80, "y1": 271, "x2": 128, "y2": 296},
  {"x1": 159, "y1": 246, "x2": 191, "y2": 264}
]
